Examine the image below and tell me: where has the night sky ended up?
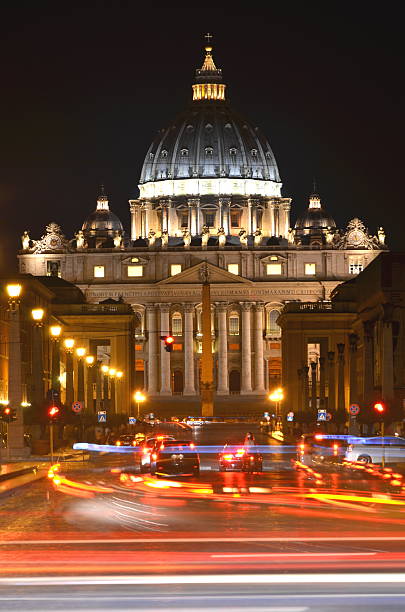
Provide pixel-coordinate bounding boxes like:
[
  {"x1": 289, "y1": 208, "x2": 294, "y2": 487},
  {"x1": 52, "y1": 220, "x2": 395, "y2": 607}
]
[{"x1": 0, "y1": 2, "x2": 403, "y2": 272}]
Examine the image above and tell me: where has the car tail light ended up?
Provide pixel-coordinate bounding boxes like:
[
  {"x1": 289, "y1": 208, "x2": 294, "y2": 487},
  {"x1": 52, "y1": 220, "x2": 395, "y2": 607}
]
[
  {"x1": 115, "y1": 441, "x2": 121, "y2": 446},
  {"x1": 315, "y1": 434, "x2": 323, "y2": 441},
  {"x1": 236, "y1": 448, "x2": 245, "y2": 456},
  {"x1": 223, "y1": 454, "x2": 234, "y2": 461},
  {"x1": 152, "y1": 453, "x2": 157, "y2": 460},
  {"x1": 299, "y1": 443, "x2": 305, "y2": 452},
  {"x1": 132, "y1": 441, "x2": 136, "y2": 446},
  {"x1": 190, "y1": 443, "x2": 195, "y2": 449},
  {"x1": 143, "y1": 447, "x2": 150, "y2": 455},
  {"x1": 160, "y1": 444, "x2": 165, "y2": 450}
]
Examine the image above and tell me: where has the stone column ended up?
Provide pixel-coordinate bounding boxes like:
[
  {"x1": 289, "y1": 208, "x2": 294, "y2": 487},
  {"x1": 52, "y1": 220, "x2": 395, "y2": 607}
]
[
  {"x1": 382, "y1": 305, "x2": 394, "y2": 402},
  {"x1": 220, "y1": 198, "x2": 230, "y2": 234},
  {"x1": 144, "y1": 202, "x2": 152, "y2": 237},
  {"x1": 146, "y1": 305, "x2": 158, "y2": 394},
  {"x1": 249, "y1": 199, "x2": 259, "y2": 234},
  {"x1": 349, "y1": 333, "x2": 358, "y2": 405},
  {"x1": 253, "y1": 303, "x2": 265, "y2": 393},
  {"x1": 247, "y1": 200, "x2": 252, "y2": 234},
  {"x1": 303, "y1": 365, "x2": 309, "y2": 412},
  {"x1": 327, "y1": 351, "x2": 336, "y2": 412},
  {"x1": 130, "y1": 200, "x2": 141, "y2": 241},
  {"x1": 310, "y1": 361, "x2": 317, "y2": 411},
  {"x1": 160, "y1": 201, "x2": 169, "y2": 233},
  {"x1": 216, "y1": 303, "x2": 229, "y2": 394},
  {"x1": 297, "y1": 368, "x2": 303, "y2": 412},
  {"x1": 188, "y1": 198, "x2": 199, "y2": 236},
  {"x1": 183, "y1": 304, "x2": 196, "y2": 395},
  {"x1": 159, "y1": 304, "x2": 172, "y2": 395},
  {"x1": 337, "y1": 343, "x2": 345, "y2": 412},
  {"x1": 241, "y1": 302, "x2": 253, "y2": 393}
]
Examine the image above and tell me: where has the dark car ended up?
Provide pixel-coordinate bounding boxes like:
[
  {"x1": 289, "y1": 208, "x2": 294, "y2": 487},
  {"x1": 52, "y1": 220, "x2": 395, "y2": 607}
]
[
  {"x1": 150, "y1": 440, "x2": 200, "y2": 477},
  {"x1": 297, "y1": 433, "x2": 351, "y2": 465},
  {"x1": 115, "y1": 433, "x2": 145, "y2": 448},
  {"x1": 218, "y1": 443, "x2": 263, "y2": 472}
]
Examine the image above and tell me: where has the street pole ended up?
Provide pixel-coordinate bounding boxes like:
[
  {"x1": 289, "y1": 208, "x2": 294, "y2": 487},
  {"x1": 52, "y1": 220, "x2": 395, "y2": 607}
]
[
  {"x1": 381, "y1": 421, "x2": 385, "y2": 469},
  {"x1": 137, "y1": 401, "x2": 140, "y2": 419},
  {"x1": 49, "y1": 422, "x2": 54, "y2": 464}
]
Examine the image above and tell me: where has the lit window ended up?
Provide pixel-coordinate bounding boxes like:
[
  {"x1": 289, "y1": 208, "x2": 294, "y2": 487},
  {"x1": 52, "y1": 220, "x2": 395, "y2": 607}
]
[
  {"x1": 229, "y1": 313, "x2": 240, "y2": 335},
  {"x1": 179, "y1": 210, "x2": 189, "y2": 228},
  {"x1": 227, "y1": 264, "x2": 239, "y2": 275},
  {"x1": 266, "y1": 263, "x2": 282, "y2": 275},
  {"x1": 94, "y1": 265, "x2": 105, "y2": 278},
  {"x1": 305, "y1": 263, "x2": 316, "y2": 275},
  {"x1": 349, "y1": 263, "x2": 363, "y2": 274},
  {"x1": 128, "y1": 265, "x2": 143, "y2": 277},
  {"x1": 268, "y1": 310, "x2": 281, "y2": 336},
  {"x1": 170, "y1": 264, "x2": 182, "y2": 276},
  {"x1": 251, "y1": 149, "x2": 258, "y2": 157},
  {"x1": 197, "y1": 341, "x2": 203, "y2": 353},
  {"x1": 172, "y1": 312, "x2": 182, "y2": 336},
  {"x1": 180, "y1": 148, "x2": 188, "y2": 156},
  {"x1": 173, "y1": 343, "x2": 182, "y2": 351}
]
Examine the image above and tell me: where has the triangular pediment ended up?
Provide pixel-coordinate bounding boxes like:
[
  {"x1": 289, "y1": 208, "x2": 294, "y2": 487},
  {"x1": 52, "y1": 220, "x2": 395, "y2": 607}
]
[{"x1": 157, "y1": 261, "x2": 253, "y2": 285}]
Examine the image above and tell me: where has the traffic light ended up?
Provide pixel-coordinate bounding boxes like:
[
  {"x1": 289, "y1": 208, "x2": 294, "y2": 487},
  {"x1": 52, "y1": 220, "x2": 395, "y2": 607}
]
[
  {"x1": 160, "y1": 335, "x2": 175, "y2": 352},
  {"x1": 48, "y1": 405, "x2": 61, "y2": 421},
  {"x1": 374, "y1": 402, "x2": 385, "y2": 414},
  {"x1": 1, "y1": 406, "x2": 16, "y2": 423}
]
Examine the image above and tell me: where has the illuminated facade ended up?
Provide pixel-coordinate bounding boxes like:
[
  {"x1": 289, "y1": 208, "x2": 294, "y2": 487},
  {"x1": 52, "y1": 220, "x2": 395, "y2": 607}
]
[{"x1": 18, "y1": 43, "x2": 386, "y2": 402}]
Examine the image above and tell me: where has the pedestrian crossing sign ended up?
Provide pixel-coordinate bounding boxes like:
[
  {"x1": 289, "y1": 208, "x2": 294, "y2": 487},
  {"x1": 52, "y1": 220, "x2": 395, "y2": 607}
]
[{"x1": 97, "y1": 411, "x2": 107, "y2": 423}]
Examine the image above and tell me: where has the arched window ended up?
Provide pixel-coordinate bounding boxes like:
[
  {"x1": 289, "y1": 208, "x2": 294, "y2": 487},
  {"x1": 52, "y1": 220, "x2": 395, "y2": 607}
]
[
  {"x1": 172, "y1": 312, "x2": 182, "y2": 336},
  {"x1": 180, "y1": 148, "x2": 188, "y2": 157},
  {"x1": 268, "y1": 309, "x2": 281, "y2": 337},
  {"x1": 229, "y1": 312, "x2": 240, "y2": 335},
  {"x1": 161, "y1": 149, "x2": 168, "y2": 158}
]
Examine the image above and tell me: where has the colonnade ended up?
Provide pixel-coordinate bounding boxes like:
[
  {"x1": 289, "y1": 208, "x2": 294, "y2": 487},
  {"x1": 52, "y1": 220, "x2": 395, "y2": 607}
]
[{"x1": 144, "y1": 301, "x2": 267, "y2": 396}]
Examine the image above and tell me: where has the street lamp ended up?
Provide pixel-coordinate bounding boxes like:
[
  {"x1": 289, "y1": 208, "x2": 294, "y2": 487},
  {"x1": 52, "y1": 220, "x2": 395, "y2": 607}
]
[
  {"x1": 50, "y1": 324, "x2": 62, "y2": 393},
  {"x1": 76, "y1": 347, "x2": 86, "y2": 405},
  {"x1": 31, "y1": 308, "x2": 45, "y2": 411},
  {"x1": 63, "y1": 339, "x2": 75, "y2": 408},
  {"x1": 85, "y1": 356, "x2": 95, "y2": 413},
  {"x1": 269, "y1": 387, "x2": 284, "y2": 430},
  {"x1": 134, "y1": 391, "x2": 146, "y2": 419},
  {"x1": 6, "y1": 284, "x2": 22, "y2": 312}
]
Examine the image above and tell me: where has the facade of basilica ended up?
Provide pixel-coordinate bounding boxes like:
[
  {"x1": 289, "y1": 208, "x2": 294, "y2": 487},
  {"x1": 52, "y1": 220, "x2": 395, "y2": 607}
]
[{"x1": 18, "y1": 43, "x2": 386, "y2": 401}]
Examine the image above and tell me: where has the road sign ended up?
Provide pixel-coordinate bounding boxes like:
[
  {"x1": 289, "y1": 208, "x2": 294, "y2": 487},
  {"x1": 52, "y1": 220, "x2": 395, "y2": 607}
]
[
  {"x1": 72, "y1": 401, "x2": 83, "y2": 414},
  {"x1": 287, "y1": 411, "x2": 294, "y2": 422},
  {"x1": 349, "y1": 404, "x2": 360, "y2": 416},
  {"x1": 317, "y1": 409, "x2": 327, "y2": 421},
  {"x1": 97, "y1": 411, "x2": 106, "y2": 423},
  {"x1": 128, "y1": 416, "x2": 136, "y2": 425}
]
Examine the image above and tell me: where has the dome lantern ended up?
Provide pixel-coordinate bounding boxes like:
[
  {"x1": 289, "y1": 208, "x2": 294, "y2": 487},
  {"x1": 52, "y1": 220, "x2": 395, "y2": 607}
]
[{"x1": 192, "y1": 34, "x2": 226, "y2": 102}]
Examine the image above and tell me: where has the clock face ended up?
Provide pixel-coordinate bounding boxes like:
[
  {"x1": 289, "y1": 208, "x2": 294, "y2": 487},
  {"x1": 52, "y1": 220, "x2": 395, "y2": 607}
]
[
  {"x1": 46, "y1": 235, "x2": 62, "y2": 249},
  {"x1": 348, "y1": 229, "x2": 364, "y2": 245}
]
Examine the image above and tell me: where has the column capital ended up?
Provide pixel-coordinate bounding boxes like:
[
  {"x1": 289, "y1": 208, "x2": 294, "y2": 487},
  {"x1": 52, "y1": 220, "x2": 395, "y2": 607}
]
[
  {"x1": 219, "y1": 197, "x2": 231, "y2": 205},
  {"x1": 129, "y1": 199, "x2": 141, "y2": 211},
  {"x1": 183, "y1": 303, "x2": 196, "y2": 313},
  {"x1": 145, "y1": 303, "x2": 157, "y2": 313},
  {"x1": 253, "y1": 302, "x2": 265, "y2": 312},
  {"x1": 187, "y1": 197, "x2": 199, "y2": 207},
  {"x1": 241, "y1": 302, "x2": 253, "y2": 311},
  {"x1": 158, "y1": 303, "x2": 171, "y2": 313},
  {"x1": 215, "y1": 302, "x2": 228, "y2": 313}
]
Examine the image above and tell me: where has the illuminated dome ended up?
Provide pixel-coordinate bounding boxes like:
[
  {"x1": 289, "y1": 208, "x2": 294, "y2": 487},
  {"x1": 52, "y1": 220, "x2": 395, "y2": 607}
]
[
  {"x1": 294, "y1": 193, "x2": 336, "y2": 231},
  {"x1": 139, "y1": 43, "x2": 281, "y2": 199},
  {"x1": 82, "y1": 187, "x2": 123, "y2": 238}
]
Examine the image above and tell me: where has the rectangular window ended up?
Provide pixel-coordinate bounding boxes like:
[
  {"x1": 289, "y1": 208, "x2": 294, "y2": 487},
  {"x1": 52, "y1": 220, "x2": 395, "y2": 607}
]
[
  {"x1": 204, "y1": 212, "x2": 216, "y2": 227},
  {"x1": 197, "y1": 341, "x2": 203, "y2": 353},
  {"x1": 266, "y1": 263, "x2": 282, "y2": 275},
  {"x1": 229, "y1": 316, "x2": 240, "y2": 335},
  {"x1": 47, "y1": 261, "x2": 61, "y2": 277},
  {"x1": 180, "y1": 211, "x2": 189, "y2": 228},
  {"x1": 170, "y1": 264, "x2": 182, "y2": 276},
  {"x1": 230, "y1": 210, "x2": 241, "y2": 228},
  {"x1": 128, "y1": 265, "x2": 143, "y2": 277},
  {"x1": 349, "y1": 263, "x2": 363, "y2": 274},
  {"x1": 94, "y1": 265, "x2": 105, "y2": 278},
  {"x1": 227, "y1": 263, "x2": 239, "y2": 275},
  {"x1": 172, "y1": 317, "x2": 182, "y2": 336},
  {"x1": 305, "y1": 263, "x2": 316, "y2": 275}
]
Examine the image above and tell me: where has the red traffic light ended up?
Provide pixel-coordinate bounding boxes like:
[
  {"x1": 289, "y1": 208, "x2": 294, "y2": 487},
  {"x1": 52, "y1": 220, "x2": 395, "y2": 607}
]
[
  {"x1": 48, "y1": 406, "x2": 60, "y2": 418},
  {"x1": 165, "y1": 336, "x2": 174, "y2": 344},
  {"x1": 374, "y1": 402, "x2": 385, "y2": 413},
  {"x1": 4, "y1": 407, "x2": 11, "y2": 415}
]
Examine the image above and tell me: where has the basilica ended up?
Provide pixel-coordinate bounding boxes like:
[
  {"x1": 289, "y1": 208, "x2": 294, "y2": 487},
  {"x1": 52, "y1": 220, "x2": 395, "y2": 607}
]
[{"x1": 18, "y1": 42, "x2": 386, "y2": 401}]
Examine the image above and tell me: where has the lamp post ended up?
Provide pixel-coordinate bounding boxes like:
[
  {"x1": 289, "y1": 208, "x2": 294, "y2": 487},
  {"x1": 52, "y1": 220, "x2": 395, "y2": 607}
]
[
  {"x1": 5, "y1": 283, "x2": 28, "y2": 457},
  {"x1": 85, "y1": 355, "x2": 95, "y2": 413},
  {"x1": 63, "y1": 338, "x2": 75, "y2": 409},
  {"x1": 269, "y1": 387, "x2": 284, "y2": 431},
  {"x1": 101, "y1": 364, "x2": 109, "y2": 410},
  {"x1": 31, "y1": 308, "x2": 45, "y2": 411},
  {"x1": 76, "y1": 347, "x2": 86, "y2": 406},
  {"x1": 109, "y1": 368, "x2": 116, "y2": 413},
  {"x1": 134, "y1": 391, "x2": 146, "y2": 419},
  {"x1": 50, "y1": 324, "x2": 62, "y2": 393}
]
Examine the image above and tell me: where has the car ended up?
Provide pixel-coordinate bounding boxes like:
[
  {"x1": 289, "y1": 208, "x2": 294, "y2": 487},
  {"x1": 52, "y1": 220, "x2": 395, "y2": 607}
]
[
  {"x1": 149, "y1": 440, "x2": 200, "y2": 477},
  {"x1": 345, "y1": 436, "x2": 405, "y2": 465},
  {"x1": 115, "y1": 434, "x2": 143, "y2": 448},
  {"x1": 139, "y1": 435, "x2": 176, "y2": 472},
  {"x1": 183, "y1": 417, "x2": 204, "y2": 426},
  {"x1": 297, "y1": 433, "x2": 350, "y2": 465},
  {"x1": 218, "y1": 443, "x2": 263, "y2": 472}
]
